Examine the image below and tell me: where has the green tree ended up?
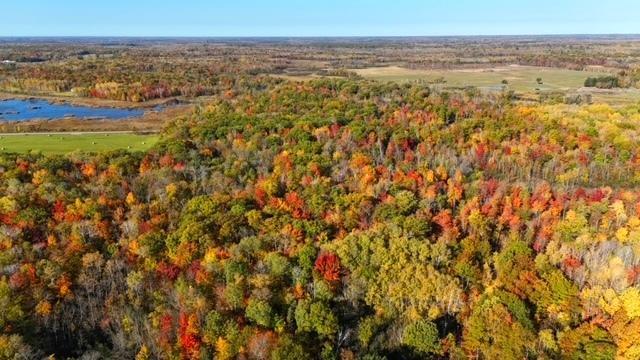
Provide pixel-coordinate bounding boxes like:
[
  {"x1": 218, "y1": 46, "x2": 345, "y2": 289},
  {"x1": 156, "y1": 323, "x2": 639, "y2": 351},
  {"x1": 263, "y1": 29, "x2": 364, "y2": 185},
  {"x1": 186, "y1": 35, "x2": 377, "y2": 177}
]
[
  {"x1": 402, "y1": 320, "x2": 442, "y2": 355},
  {"x1": 245, "y1": 298, "x2": 273, "y2": 328},
  {"x1": 294, "y1": 299, "x2": 338, "y2": 338}
]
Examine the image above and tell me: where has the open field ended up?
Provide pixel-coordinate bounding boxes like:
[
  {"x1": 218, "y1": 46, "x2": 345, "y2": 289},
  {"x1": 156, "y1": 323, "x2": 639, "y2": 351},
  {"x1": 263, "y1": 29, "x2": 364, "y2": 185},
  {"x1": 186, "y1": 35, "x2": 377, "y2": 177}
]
[
  {"x1": 578, "y1": 88, "x2": 640, "y2": 105},
  {"x1": 351, "y1": 65, "x2": 606, "y2": 91},
  {"x1": 349, "y1": 65, "x2": 640, "y2": 105},
  {"x1": 0, "y1": 132, "x2": 158, "y2": 154},
  {"x1": 272, "y1": 74, "x2": 326, "y2": 81}
]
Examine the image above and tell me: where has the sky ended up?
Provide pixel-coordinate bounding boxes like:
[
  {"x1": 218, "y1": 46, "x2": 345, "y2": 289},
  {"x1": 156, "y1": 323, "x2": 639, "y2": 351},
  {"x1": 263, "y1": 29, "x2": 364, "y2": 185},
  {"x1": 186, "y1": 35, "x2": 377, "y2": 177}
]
[{"x1": 1, "y1": 0, "x2": 639, "y2": 37}]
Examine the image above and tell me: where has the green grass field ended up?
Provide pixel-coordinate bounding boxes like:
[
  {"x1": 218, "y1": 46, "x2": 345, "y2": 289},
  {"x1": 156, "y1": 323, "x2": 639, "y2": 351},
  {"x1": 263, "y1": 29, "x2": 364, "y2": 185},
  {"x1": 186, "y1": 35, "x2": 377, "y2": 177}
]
[
  {"x1": 582, "y1": 88, "x2": 640, "y2": 105},
  {"x1": 0, "y1": 133, "x2": 158, "y2": 154}
]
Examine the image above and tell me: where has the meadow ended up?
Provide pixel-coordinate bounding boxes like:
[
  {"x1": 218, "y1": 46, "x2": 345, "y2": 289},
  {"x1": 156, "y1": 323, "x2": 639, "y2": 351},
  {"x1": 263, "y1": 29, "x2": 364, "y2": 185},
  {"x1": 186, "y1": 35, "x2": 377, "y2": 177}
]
[
  {"x1": 349, "y1": 65, "x2": 640, "y2": 104},
  {"x1": 0, "y1": 132, "x2": 158, "y2": 154},
  {"x1": 351, "y1": 65, "x2": 604, "y2": 91}
]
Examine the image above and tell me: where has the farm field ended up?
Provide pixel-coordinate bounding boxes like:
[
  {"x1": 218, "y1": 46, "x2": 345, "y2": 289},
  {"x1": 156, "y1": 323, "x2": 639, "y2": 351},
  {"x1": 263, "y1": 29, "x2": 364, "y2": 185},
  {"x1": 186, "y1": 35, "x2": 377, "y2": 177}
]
[
  {"x1": 352, "y1": 65, "x2": 604, "y2": 91},
  {"x1": 0, "y1": 132, "x2": 158, "y2": 154},
  {"x1": 579, "y1": 87, "x2": 640, "y2": 105},
  {"x1": 350, "y1": 65, "x2": 640, "y2": 104}
]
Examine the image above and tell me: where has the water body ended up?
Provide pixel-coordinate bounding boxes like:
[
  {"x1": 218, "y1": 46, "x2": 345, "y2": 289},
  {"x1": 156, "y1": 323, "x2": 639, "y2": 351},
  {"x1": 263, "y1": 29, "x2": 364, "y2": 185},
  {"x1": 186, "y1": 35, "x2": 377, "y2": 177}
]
[{"x1": 0, "y1": 99, "x2": 144, "y2": 121}]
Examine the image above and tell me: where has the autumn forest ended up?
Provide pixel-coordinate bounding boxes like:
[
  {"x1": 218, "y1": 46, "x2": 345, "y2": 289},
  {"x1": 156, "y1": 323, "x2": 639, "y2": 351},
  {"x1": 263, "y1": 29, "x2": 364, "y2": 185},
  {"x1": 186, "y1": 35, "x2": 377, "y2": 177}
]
[{"x1": 1, "y1": 35, "x2": 640, "y2": 359}]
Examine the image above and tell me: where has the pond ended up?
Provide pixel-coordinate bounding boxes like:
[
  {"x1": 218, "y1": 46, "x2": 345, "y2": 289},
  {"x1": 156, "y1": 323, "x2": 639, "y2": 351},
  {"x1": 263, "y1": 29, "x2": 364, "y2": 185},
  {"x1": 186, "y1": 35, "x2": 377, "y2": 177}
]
[{"x1": 0, "y1": 99, "x2": 144, "y2": 121}]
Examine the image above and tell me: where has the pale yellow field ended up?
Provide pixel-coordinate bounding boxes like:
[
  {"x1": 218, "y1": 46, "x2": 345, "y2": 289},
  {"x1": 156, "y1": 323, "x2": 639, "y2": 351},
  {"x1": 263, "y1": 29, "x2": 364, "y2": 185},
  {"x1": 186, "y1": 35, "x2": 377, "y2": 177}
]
[
  {"x1": 348, "y1": 65, "x2": 640, "y2": 105},
  {"x1": 351, "y1": 65, "x2": 606, "y2": 92}
]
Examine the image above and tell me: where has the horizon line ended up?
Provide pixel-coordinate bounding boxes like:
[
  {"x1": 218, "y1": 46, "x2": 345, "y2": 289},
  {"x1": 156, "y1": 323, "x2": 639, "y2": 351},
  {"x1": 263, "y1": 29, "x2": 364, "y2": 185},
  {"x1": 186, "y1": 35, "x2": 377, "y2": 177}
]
[{"x1": 1, "y1": 33, "x2": 640, "y2": 39}]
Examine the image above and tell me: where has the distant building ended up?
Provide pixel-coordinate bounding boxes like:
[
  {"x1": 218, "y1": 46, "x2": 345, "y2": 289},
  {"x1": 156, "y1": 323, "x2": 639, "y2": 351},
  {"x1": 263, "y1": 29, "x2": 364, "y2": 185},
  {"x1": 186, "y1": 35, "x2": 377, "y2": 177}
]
[{"x1": 2, "y1": 60, "x2": 16, "y2": 64}]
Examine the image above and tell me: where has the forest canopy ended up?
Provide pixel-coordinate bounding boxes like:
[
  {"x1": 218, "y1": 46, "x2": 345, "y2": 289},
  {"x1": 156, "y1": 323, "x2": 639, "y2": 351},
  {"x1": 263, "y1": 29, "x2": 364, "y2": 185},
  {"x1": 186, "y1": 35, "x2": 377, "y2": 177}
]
[{"x1": 1, "y1": 37, "x2": 640, "y2": 358}]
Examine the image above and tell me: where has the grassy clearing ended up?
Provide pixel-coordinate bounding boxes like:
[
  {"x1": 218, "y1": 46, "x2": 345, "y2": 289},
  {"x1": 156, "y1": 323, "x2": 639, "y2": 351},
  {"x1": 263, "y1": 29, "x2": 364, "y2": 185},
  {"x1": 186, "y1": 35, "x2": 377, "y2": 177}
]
[
  {"x1": 271, "y1": 74, "x2": 321, "y2": 81},
  {"x1": 350, "y1": 65, "x2": 640, "y2": 105},
  {"x1": 0, "y1": 133, "x2": 158, "y2": 154},
  {"x1": 581, "y1": 88, "x2": 640, "y2": 106},
  {"x1": 351, "y1": 65, "x2": 606, "y2": 91}
]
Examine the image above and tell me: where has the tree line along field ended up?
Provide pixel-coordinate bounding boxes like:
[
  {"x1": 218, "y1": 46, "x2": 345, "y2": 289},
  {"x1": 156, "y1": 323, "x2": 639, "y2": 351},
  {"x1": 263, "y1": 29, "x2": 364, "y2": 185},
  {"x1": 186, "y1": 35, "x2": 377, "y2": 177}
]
[
  {"x1": 0, "y1": 133, "x2": 158, "y2": 154},
  {"x1": 2, "y1": 37, "x2": 640, "y2": 359}
]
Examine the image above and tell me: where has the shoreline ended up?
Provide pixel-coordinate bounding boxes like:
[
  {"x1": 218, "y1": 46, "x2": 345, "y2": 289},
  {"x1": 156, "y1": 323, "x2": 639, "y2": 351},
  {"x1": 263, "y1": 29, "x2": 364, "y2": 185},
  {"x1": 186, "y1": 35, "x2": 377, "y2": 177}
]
[
  {"x1": 0, "y1": 91, "x2": 184, "y2": 109},
  {"x1": 0, "y1": 130, "x2": 159, "y2": 135},
  {"x1": 0, "y1": 98, "x2": 193, "y2": 133}
]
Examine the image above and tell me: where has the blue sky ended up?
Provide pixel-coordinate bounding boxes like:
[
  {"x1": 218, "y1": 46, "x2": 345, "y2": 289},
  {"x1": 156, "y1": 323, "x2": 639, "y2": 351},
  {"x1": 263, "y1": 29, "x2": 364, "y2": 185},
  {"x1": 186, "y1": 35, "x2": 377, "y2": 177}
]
[{"x1": 1, "y1": 0, "x2": 639, "y2": 37}]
